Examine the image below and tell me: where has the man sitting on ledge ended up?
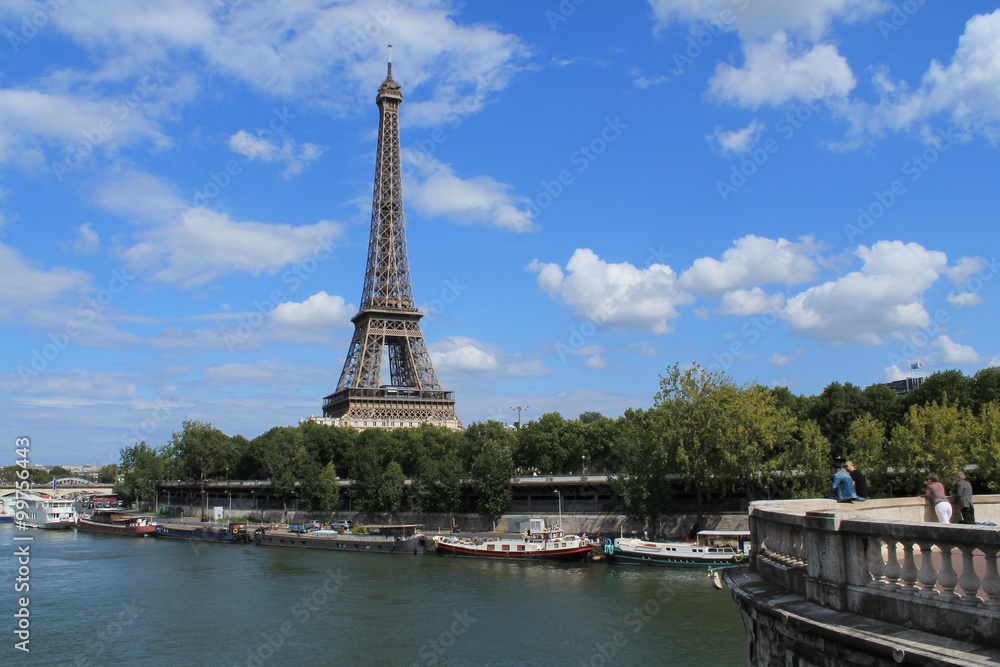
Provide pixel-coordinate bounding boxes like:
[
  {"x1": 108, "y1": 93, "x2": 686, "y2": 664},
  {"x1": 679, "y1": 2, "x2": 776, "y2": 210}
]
[{"x1": 830, "y1": 463, "x2": 858, "y2": 503}]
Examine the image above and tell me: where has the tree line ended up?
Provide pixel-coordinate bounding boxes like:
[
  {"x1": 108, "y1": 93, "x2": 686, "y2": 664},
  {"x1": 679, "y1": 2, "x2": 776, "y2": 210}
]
[{"x1": 114, "y1": 364, "x2": 1000, "y2": 528}]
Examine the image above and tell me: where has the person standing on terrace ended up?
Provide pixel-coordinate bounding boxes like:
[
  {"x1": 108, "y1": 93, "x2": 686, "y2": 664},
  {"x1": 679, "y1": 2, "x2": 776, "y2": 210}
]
[
  {"x1": 924, "y1": 474, "x2": 952, "y2": 523},
  {"x1": 953, "y1": 472, "x2": 975, "y2": 524},
  {"x1": 830, "y1": 463, "x2": 857, "y2": 502}
]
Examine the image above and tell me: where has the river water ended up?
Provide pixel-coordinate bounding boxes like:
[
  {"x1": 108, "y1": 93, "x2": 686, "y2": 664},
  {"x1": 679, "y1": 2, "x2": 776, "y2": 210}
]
[{"x1": 3, "y1": 526, "x2": 748, "y2": 666}]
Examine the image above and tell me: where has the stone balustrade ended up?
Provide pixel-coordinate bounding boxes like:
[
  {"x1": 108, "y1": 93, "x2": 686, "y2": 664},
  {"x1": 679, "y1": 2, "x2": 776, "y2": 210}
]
[{"x1": 748, "y1": 495, "x2": 1000, "y2": 647}]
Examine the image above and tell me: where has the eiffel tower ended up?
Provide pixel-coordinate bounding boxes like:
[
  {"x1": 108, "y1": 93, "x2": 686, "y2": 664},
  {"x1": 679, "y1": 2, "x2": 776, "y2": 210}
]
[{"x1": 321, "y1": 53, "x2": 461, "y2": 430}]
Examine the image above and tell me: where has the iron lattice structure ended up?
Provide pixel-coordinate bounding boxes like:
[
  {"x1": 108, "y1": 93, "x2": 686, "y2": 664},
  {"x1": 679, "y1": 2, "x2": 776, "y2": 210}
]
[{"x1": 323, "y1": 59, "x2": 460, "y2": 428}]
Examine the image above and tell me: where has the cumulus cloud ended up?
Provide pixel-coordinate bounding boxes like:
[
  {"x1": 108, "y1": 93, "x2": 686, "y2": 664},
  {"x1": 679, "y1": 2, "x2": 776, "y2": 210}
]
[
  {"x1": 403, "y1": 152, "x2": 534, "y2": 232},
  {"x1": 431, "y1": 336, "x2": 500, "y2": 372},
  {"x1": 932, "y1": 335, "x2": 982, "y2": 365},
  {"x1": 71, "y1": 223, "x2": 101, "y2": 255},
  {"x1": 709, "y1": 32, "x2": 855, "y2": 108},
  {"x1": 270, "y1": 292, "x2": 354, "y2": 330},
  {"x1": 120, "y1": 208, "x2": 343, "y2": 288},
  {"x1": 947, "y1": 292, "x2": 984, "y2": 307},
  {"x1": 708, "y1": 119, "x2": 765, "y2": 155},
  {"x1": 680, "y1": 235, "x2": 821, "y2": 298},
  {"x1": 228, "y1": 130, "x2": 323, "y2": 177},
  {"x1": 781, "y1": 240, "x2": 948, "y2": 344},
  {"x1": 718, "y1": 287, "x2": 786, "y2": 316},
  {"x1": 528, "y1": 248, "x2": 693, "y2": 334}
]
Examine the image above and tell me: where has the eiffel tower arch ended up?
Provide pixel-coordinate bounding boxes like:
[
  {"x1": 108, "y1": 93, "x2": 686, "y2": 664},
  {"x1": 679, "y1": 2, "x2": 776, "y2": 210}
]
[{"x1": 318, "y1": 55, "x2": 461, "y2": 431}]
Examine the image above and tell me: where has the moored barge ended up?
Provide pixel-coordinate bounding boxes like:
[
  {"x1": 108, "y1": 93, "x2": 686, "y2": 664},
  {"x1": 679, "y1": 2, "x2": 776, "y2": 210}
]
[
  {"x1": 253, "y1": 524, "x2": 425, "y2": 554},
  {"x1": 76, "y1": 509, "x2": 157, "y2": 537}
]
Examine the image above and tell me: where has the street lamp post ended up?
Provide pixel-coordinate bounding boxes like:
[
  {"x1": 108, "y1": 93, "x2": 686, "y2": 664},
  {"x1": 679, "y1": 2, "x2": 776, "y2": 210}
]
[
  {"x1": 511, "y1": 405, "x2": 528, "y2": 430},
  {"x1": 553, "y1": 489, "x2": 562, "y2": 531}
]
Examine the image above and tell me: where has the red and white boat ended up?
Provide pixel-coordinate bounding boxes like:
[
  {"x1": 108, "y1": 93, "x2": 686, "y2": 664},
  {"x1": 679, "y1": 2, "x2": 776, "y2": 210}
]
[
  {"x1": 431, "y1": 519, "x2": 594, "y2": 561},
  {"x1": 77, "y1": 508, "x2": 157, "y2": 537}
]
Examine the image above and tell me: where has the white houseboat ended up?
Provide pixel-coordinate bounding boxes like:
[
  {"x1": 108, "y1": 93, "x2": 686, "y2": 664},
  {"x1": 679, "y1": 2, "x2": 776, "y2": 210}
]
[{"x1": 15, "y1": 493, "x2": 79, "y2": 529}]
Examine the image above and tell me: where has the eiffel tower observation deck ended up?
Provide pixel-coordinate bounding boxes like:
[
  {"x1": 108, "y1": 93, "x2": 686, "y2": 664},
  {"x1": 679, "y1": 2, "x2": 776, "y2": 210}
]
[{"x1": 319, "y1": 52, "x2": 461, "y2": 431}]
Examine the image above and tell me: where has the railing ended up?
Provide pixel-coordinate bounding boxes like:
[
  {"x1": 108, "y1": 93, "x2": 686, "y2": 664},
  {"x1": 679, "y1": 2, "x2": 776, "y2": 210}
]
[{"x1": 749, "y1": 495, "x2": 1000, "y2": 647}]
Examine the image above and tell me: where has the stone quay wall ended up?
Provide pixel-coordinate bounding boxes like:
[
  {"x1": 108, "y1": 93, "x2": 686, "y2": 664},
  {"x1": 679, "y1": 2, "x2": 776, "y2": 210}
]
[{"x1": 726, "y1": 495, "x2": 1000, "y2": 665}]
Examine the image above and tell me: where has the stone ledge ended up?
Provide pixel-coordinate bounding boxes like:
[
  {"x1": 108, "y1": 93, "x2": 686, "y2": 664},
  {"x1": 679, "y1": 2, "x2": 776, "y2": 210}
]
[{"x1": 725, "y1": 567, "x2": 1000, "y2": 666}]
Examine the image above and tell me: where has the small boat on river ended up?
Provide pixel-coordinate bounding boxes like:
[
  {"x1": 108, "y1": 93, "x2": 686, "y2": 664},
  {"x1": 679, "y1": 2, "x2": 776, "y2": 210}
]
[
  {"x1": 0, "y1": 495, "x2": 15, "y2": 523},
  {"x1": 15, "y1": 493, "x2": 78, "y2": 529},
  {"x1": 77, "y1": 509, "x2": 157, "y2": 537},
  {"x1": 431, "y1": 519, "x2": 594, "y2": 561},
  {"x1": 155, "y1": 521, "x2": 251, "y2": 543},
  {"x1": 253, "y1": 524, "x2": 425, "y2": 554},
  {"x1": 603, "y1": 530, "x2": 751, "y2": 567}
]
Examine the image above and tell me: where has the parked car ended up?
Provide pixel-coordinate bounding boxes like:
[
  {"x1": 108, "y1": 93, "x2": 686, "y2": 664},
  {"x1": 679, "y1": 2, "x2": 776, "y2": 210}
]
[{"x1": 330, "y1": 520, "x2": 354, "y2": 530}]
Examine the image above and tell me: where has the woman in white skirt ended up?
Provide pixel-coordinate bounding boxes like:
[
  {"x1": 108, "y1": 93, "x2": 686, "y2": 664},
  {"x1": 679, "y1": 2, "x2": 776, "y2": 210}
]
[{"x1": 924, "y1": 474, "x2": 952, "y2": 523}]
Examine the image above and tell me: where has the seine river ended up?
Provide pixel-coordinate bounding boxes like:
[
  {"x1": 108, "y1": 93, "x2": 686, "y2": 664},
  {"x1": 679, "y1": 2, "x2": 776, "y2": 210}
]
[{"x1": 3, "y1": 526, "x2": 748, "y2": 666}]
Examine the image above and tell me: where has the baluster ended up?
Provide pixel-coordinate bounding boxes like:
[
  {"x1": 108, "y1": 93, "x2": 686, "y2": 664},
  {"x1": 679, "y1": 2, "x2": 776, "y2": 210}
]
[
  {"x1": 865, "y1": 535, "x2": 885, "y2": 587},
  {"x1": 775, "y1": 526, "x2": 789, "y2": 563},
  {"x1": 978, "y1": 547, "x2": 1000, "y2": 606},
  {"x1": 900, "y1": 542, "x2": 920, "y2": 593},
  {"x1": 795, "y1": 528, "x2": 808, "y2": 566},
  {"x1": 884, "y1": 537, "x2": 902, "y2": 588},
  {"x1": 936, "y1": 544, "x2": 959, "y2": 599},
  {"x1": 957, "y1": 545, "x2": 982, "y2": 603},
  {"x1": 916, "y1": 541, "x2": 939, "y2": 597}
]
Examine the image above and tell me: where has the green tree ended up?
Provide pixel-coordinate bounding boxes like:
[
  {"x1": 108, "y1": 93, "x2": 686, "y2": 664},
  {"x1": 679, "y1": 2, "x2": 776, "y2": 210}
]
[
  {"x1": 808, "y1": 382, "x2": 866, "y2": 453},
  {"x1": 891, "y1": 401, "x2": 976, "y2": 494},
  {"x1": 116, "y1": 442, "x2": 165, "y2": 507},
  {"x1": 610, "y1": 408, "x2": 675, "y2": 530},
  {"x1": 970, "y1": 403, "x2": 1000, "y2": 492},
  {"x1": 379, "y1": 461, "x2": 406, "y2": 514},
  {"x1": 769, "y1": 420, "x2": 831, "y2": 499},
  {"x1": 844, "y1": 413, "x2": 888, "y2": 497},
  {"x1": 251, "y1": 426, "x2": 310, "y2": 520},
  {"x1": 904, "y1": 370, "x2": 974, "y2": 411},
  {"x1": 300, "y1": 462, "x2": 340, "y2": 512},
  {"x1": 97, "y1": 464, "x2": 119, "y2": 484},
  {"x1": 170, "y1": 420, "x2": 234, "y2": 518},
  {"x1": 471, "y1": 439, "x2": 513, "y2": 529},
  {"x1": 515, "y1": 412, "x2": 582, "y2": 474},
  {"x1": 971, "y1": 367, "x2": 1000, "y2": 414}
]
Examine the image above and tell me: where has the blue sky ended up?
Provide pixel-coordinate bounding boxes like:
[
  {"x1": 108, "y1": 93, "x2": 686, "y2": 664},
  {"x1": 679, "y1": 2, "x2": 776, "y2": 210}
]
[{"x1": 1, "y1": 0, "x2": 998, "y2": 465}]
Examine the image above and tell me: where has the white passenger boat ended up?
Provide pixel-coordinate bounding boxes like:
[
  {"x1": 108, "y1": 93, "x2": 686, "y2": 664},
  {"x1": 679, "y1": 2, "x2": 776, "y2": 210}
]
[
  {"x1": 0, "y1": 494, "x2": 15, "y2": 523},
  {"x1": 14, "y1": 493, "x2": 79, "y2": 529},
  {"x1": 603, "y1": 530, "x2": 751, "y2": 567},
  {"x1": 431, "y1": 519, "x2": 594, "y2": 561}
]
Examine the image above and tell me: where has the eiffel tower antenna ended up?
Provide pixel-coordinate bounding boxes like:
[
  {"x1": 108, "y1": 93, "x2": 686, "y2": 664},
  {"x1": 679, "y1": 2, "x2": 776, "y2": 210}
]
[{"x1": 321, "y1": 53, "x2": 461, "y2": 430}]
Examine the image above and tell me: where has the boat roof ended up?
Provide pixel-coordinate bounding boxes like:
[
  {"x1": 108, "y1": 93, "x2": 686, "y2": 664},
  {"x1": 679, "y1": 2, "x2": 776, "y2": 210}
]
[{"x1": 697, "y1": 530, "x2": 750, "y2": 536}]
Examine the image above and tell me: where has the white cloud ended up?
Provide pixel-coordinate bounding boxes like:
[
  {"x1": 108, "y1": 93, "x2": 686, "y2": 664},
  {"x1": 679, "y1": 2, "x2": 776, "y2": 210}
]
[
  {"x1": 583, "y1": 354, "x2": 606, "y2": 369},
  {"x1": 228, "y1": 130, "x2": 324, "y2": 177},
  {"x1": 270, "y1": 292, "x2": 354, "y2": 330},
  {"x1": 33, "y1": 1, "x2": 530, "y2": 125},
  {"x1": 947, "y1": 292, "x2": 984, "y2": 307},
  {"x1": 708, "y1": 119, "x2": 765, "y2": 155},
  {"x1": 431, "y1": 336, "x2": 500, "y2": 372},
  {"x1": 718, "y1": 287, "x2": 785, "y2": 316},
  {"x1": 630, "y1": 69, "x2": 670, "y2": 89},
  {"x1": 528, "y1": 248, "x2": 693, "y2": 334},
  {"x1": 781, "y1": 240, "x2": 947, "y2": 344},
  {"x1": 647, "y1": 0, "x2": 885, "y2": 41},
  {"x1": 70, "y1": 223, "x2": 101, "y2": 255},
  {"x1": 944, "y1": 256, "x2": 986, "y2": 285},
  {"x1": 932, "y1": 335, "x2": 981, "y2": 365},
  {"x1": 709, "y1": 32, "x2": 855, "y2": 108},
  {"x1": 403, "y1": 152, "x2": 534, "y2": 232},
  {"x1": 121, "y1": 208, "x2": 343, "y2": 288},
  {"x1": 767, "y1": 351, "x2": 796, "y2": 367},
  {"x1": 680, "y1": 235, "x2": 821, "y2": 298},
  {"x1": 0, "y1": 243, "x2": 91, "y2": 320}
]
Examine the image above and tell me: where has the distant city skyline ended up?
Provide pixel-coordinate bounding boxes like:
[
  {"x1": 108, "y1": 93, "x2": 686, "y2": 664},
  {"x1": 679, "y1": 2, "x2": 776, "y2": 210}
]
[{"x1": 1, "y1": 1, "x2": 998, "y2": 464}]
